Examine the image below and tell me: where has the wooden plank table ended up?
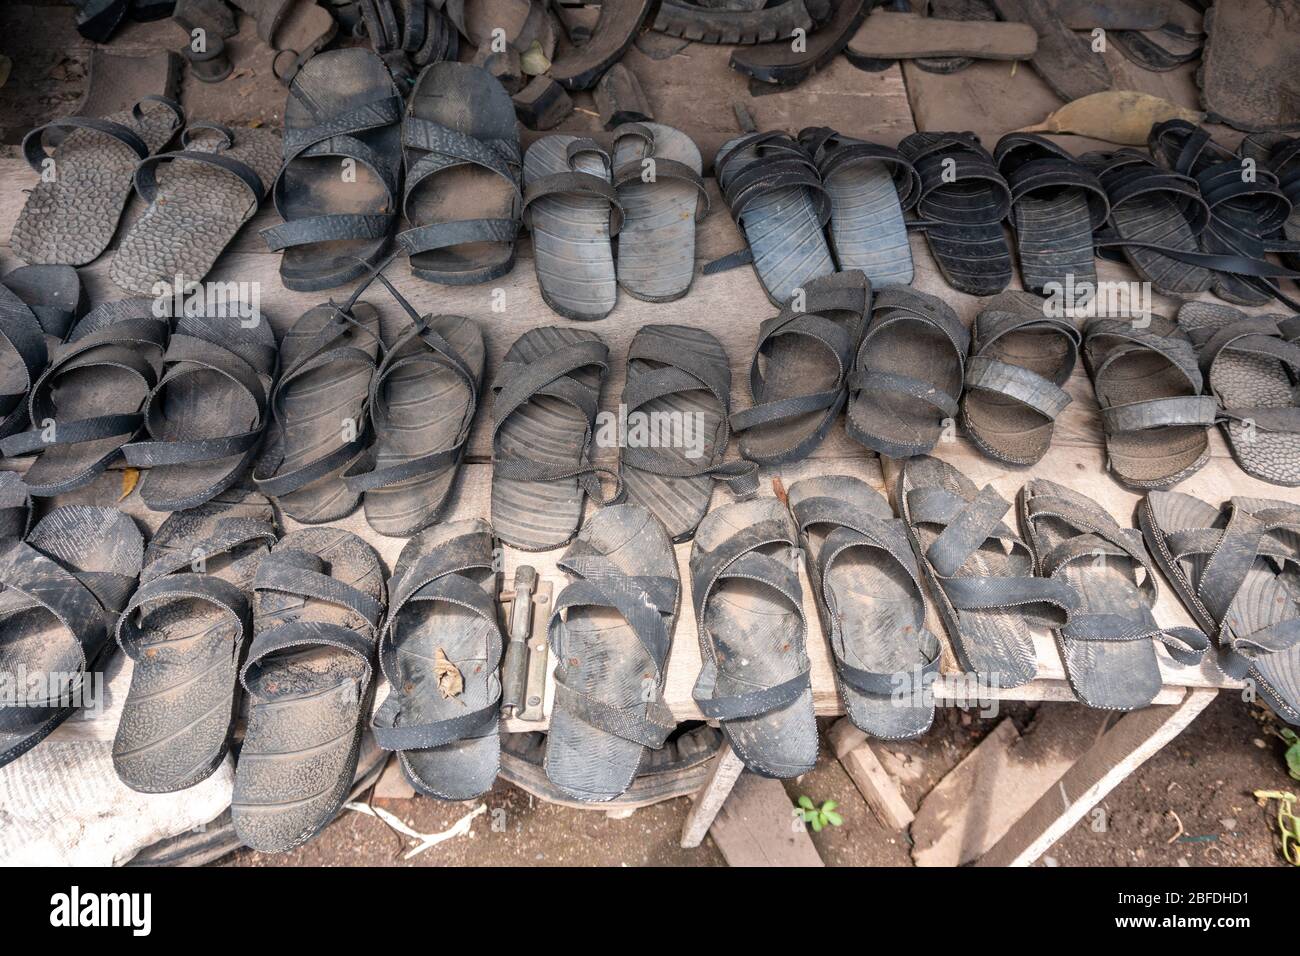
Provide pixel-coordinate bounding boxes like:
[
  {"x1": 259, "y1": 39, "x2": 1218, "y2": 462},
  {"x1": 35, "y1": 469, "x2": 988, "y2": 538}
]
[{"x1": 0, "y1": 13, "x2": 1285, "y2": 864}]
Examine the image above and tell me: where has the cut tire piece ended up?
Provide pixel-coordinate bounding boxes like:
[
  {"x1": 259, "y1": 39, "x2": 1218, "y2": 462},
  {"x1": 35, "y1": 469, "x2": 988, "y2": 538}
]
[
  {"x1": 653, "y1": 0, "x2": 814, "y2": 46},
  {"x1": 914, "y1": 0, "x2": 998, "y2": 75},
  {"x1": 1199, "y1": 0, "x2": 1300, "y2": 132},
  {"x1": 730, "y1": 0, "x2": 869, "y2": 89},
  {"x1": 990, "y1": 0, "x2": 1112, "y2": 102},
  {"x1": 846, "y1": 9, "x2": 1038, "y2": 65},
  {"x1": 0, "y1": 264, "x2": 87, "y2": 344},
  {"x1": 549, "y1": 0, "x2": 655, "y2": 91}
]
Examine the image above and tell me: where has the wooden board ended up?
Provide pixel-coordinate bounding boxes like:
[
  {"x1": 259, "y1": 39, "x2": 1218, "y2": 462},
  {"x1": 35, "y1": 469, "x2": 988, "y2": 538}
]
[
  {"x1": 705, "y1": 771, "x2": 824, "y2": 867},
  {"x1": 848, "y1": 10, "x2": 1038, "y2": 61}
]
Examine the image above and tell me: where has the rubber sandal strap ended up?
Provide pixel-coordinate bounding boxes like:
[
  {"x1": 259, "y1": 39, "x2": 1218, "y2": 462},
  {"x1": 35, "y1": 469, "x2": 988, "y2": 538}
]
[{"x1": 116, "y1": 573, "x2": 249, "y2": 658}]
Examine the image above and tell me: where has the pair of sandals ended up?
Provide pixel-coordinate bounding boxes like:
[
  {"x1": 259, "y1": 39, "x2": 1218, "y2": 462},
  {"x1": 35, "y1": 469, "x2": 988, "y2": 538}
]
[
  {"x1": 13, "y1": 97, "x2": 280, "y2": 296},
  {"x1": 254, "y1": 273, "x2": 485, "y2": 536},
  {"x1": 262, "y1": 50, "x2": 522, "y2": 292},
  {"x1": 0, "y1": 292, "x2": 277, "y2": 512},
  {"x1": 108, "y1": 489, "x2": 391, "y2": 853},
  {"x1": 524, "y1": 124, "x2": 710, "y2": 320},
  {"x1": 490, "y1": 324, "x2": 756, "y2": 551}
]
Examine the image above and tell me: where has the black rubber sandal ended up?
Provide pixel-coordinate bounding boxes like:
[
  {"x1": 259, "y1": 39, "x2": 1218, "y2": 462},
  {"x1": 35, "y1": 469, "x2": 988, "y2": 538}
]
[
  {"x1": 1, "y1": 265, "x2": 87, "y2": 346},
  {"x1": 653, "y1": 0, "x2": 818, "y2": 45},
  {"x1": 260, "y1": 49, "x2": 405, "y2": 292},
  {"x1": 0, "y1": 284, "x2": 48, "y2": 446},
  {"x1": 899, "y1": 132, "x2": 1013, "y2": 297},
  {"x1": 730, "y1": 0, "x2": 869, "y2": 91},
  {"x1": 549, "y1": 0, "x2": 655, "y2": 90}
]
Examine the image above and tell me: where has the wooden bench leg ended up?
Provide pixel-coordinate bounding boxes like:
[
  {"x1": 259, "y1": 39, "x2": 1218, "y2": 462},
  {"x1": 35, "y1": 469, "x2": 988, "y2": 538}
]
[
  {"x1": 680, "y1": 742, "x2": 745, "y2": 848},
  {"x1": 975, "y1": 687, "x2": 1218, "y2": 867}
]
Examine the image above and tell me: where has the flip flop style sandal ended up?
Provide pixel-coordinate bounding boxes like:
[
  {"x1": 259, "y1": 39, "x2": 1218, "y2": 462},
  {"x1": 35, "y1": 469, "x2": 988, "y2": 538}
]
[
  {"x1": 731, "y1": 270, "x2": 870, "y2": 465},
  {"x1": 789, "y1": 475, "x2": 941, "y2": 739},
  {"x1": 397, "y1": 61, "x2": 522, "y2": 286},
  {"x1": 0, "y1": 300, "x2": 169, "y2": 497},
  {"x1": 231, "y1": 527, "x2": 386, "y2": 853},
  {"x1": 899, "y1": 132, "x2": 1013, "y2": 296},
  {"x1": 253, "y1": 300, "x2": 382, "y2": 523},
  {"x1": 711, "y1": 131, "x2": 835, "y2": 306},
  {"x1": 961, "y1": 290, "x2": 1081, "y2": 466},
  {"x1": 691, "y1": 497, "x2": 817, "y2": 777},
  {"x1": 261, "y1": 49, "x2": 405, "y2": 292},
  {"x1": 1140, "y1": 491, "x2": 1300, "y2": 725},
  {"x1": 523, "y1": 135, "x2": 624, "y2": 321},
  {"x1": 344, "y1": 302, "x2": 485, "y2": 537},
  {"x1": 1082, "y1": 314, "x2": 1216, "y2": 489},
  {"x1": 1019, "y1": 479, "x2": 1206, "y2": 710},
  {"x1": 619, "y1": 325, "x2": 757, "y2": 542},
  {"x1": 112, "y1": 489, "x2": 278, "y2": 792},
  {"x1": 1178, "y1": 303, "x2": 1300, "y2": 487},
  {"x1": 122, "y1": 306, "x2": 279, "y2": 513},
  {"x1": 545, "y1": 504, "x2": 680, "y2": 801},
  {"x1": 994, "y1": 133, "x2": 1109, "y2": 295},
  {"x1": 11, "y1": 96, "x2": 183, "y2": 267},
  {"x1": 894, "y1": 455, "x2": 1077, "y2": 689},
  {"x1": 797, "y1": 127, "x2": 921, "y2": 288},
  {"x1": 846, "y1": 286, "x2": 967, "y2": 459},
  {"x1": 371, "y1": 519, "x2": 504, "y2": 800},
  {"x1": 491, "y1": 327, "x2": 618, "y2": 551},
  {"x1": 0, "y1": 506, "x2": 144, "y2": 769},
  {"x1": 109, "y1": 123, "x2": 282, "y2": 295},
  {"x1": 609, "y1": 123, "x2": 709, "y2": 303}
]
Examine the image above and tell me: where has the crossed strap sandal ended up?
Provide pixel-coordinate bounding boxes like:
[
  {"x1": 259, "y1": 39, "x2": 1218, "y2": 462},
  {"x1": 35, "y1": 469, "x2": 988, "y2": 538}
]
[
  {"x1": 1082, "y1": 315, "x2": 1217, "y2": 490},
  {"x1": 846, "y1": 285, "x2": 967, "y2": 459},
  {"x1": 523, "y1": 135, "x2": 625, "y2": 320},
  {"x1": 994, "y1": 132, "x2": 1110, "y2": 294},
  {"x1": 619, "y1": 324, "x2": 758, "y2": 543},
  {"x1": 894, "y1": 455, "x2": 1078, "y2": 689},
  {"x1": 122, "y1": 309, "x2": 279, "y2": 512},
  {"x1": 899, "y1": 131, "x2": 1013, "y2": 296},
  {"x1": 1019, "y1": 479, "x2": 1207, "y2": 711},
  {"x1": 545, "y1": 504, "x2": 680, "y2": 802},
  {"x1": 112, "y1": 489, "x2": 278, "y2": 793},
  {"x1": 231, "y1": 527, "x2": 386, "y2": 853},
  {"x1": 1084, "y1": 147, "x2": 1214, "y2": 297},
  {"x1": 706, "y1": 130, "x2": 835, "y2": 306},
  {"x1": 491, "y1": 327, "x2": 619, "y2": 551},
  {"x1": 0, "y1": 283, "x2": 48, "y2": 443},
  {"x1": 1178, "y1": 303, "x2": 1300, "y2": 487},
  {"x1": 371, "y1": 519, "x2": 504, "y2": 800},
  {"x1": 1148, "y1": 120, "x2": 1300, "y2": 309},
  {"x1": 261, "y1": 49, "x2": 405, "y2": 292},
  {"x1": 789, "y1": 475, "x2": 942, "y2": 739},
  {"x1": 1140, "y1": 491, "x2": 1300, "y2": 725},
  {"x1": 0, "y1": 299, "x2": 169, "y2": 497},
  {"x1": 798, "y1": 126, "x2": 922, "y2": 287},
  {"x1": 253, "y1": 300, "x2": 382, "y2": 523},
  {"x1": 11, "y1": 95, "x2": 184, "y2": 267},
  {"x1": 731, "y1": 270, "x2": 870, "y2": 466},
  {"x1": 961, "y1": 290, "x2": 1082, "y2": 466},
  {"x1": 690, "y1": 497, "x2": 817, "y2": 778},
  {"x1": 397, "y1": 61, "x2": 522, "y2": 286},
  {"x1": 0, "y1": 506, "x2": 144, "y2": 769}
]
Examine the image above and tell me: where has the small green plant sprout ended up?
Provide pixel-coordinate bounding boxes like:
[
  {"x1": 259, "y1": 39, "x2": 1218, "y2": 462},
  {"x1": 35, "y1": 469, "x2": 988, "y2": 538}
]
[
  {"x1": 794, "y1": 795, "x2": 843, "y2": 832},
  {"x1": 1252, "y1": 790, "x2": 1299, "y2": 867},
  {"x1": 1278, "y1": 728, "x2": 1300, "y2": 783}
]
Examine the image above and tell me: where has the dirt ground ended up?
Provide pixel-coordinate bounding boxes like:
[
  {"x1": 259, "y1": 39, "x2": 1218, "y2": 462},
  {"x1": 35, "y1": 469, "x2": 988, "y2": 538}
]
[{"x1": 222, "y1": 694, "x2": 1298, "y2": 867}]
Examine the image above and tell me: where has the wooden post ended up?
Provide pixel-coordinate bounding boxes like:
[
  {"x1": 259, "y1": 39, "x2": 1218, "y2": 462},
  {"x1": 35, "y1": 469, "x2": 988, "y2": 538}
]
[{"x1": 680, "y1": 742, "x2": 745, "y2": 848}]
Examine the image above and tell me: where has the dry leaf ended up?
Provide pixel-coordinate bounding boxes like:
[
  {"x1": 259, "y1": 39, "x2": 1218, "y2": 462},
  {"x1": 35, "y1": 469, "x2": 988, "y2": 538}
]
[
  {"x1": 520, "y1": 40, "x2": 551, "y2": 76},
  {"x1": 434, "y1": 648, "x2": 464, "y2": 699},
  {"x1": 1015, "y1": 91, "x2": 1204, "y2": 145},
  {"x1": 119, "y1": 467, "x2": 140, "y2": 501}
]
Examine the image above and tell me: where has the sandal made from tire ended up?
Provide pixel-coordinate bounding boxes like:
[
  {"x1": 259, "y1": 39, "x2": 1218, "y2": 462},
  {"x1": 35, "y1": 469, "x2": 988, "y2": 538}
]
[
  {"x1": 239, "y1": 0, "x2": 339, "y2": 85},
  {"x1": 789, "y1": 474, "x2": 941, "y2": 739},
  {"x1": 691, "y1": 496, "x2": 817, "y2": 777},
  {"x1": 730, "y1": 0, "x2": 869, "y2": 90},
  {"x1": 961, "y1": 290, "x2": 1081, "y2": 466},
  {"x1": 112, "y1": 489, "x2": 278, "y2": 793},
  {"x1": 1199, "y1": 0, "x2": 1300, "y2": 133},
  {"x1": 260, "y1": 49, "x2": 405, "y2": 292},
  {"x1": 545, "y1": 504, "x2": 680, "y2": 801},
  {"x1": 0, "y1": 506, "x2": 144, "y2": 769},
  {"x1": 1140, "y1": 491, "x2": 1300, "y2": 725},
  {"x1": 989, "y1": 0, "x2": 1111, "y2": 102},
  {"x1": 653, "y1": 0, "x2": 818, "y2": 45},
  {"x1": 0, "y1": 300, "x2": 169, "y2": 497},
  {"x1": 11, "y1": 96, "x2": 183, "y2": 267},
  {"x1": 847, "y1": 285, "x2": 967, "y2": 459},
  {"x1": 0, "y1": 284, "x2": 49, "y2": 446},
  {"x1": 731, "y1": 270, "x2": 870, "y2": 465},
  {"x1": 371, "y1": 519, "x2": 504, "y2": 800},
  {"x1": 1019, "y1": 479, "x2": 1206, "y2": 711},
  {"x1": 1, "y1": 264, "x2": 87, "y2": 347},
  {"x1": 549, "y1": 0, "x2": 655, "y2": 90},
  {"x1": 1082, "y1": 314, "x2": 1216, "y2": 490},
  {"x1": 231, "y1": 527, "x2": 386, "y2": 853},
  {"x1": 894, "y1": 455, "x2": 1077, "y2": 688}
]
